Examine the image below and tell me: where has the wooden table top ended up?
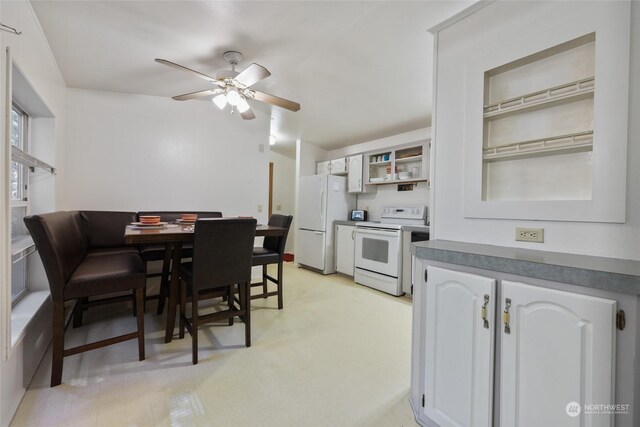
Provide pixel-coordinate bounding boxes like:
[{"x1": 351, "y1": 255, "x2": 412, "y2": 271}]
[{"x1": 124, "y1": 223, "x2": 286, "y2": 244}]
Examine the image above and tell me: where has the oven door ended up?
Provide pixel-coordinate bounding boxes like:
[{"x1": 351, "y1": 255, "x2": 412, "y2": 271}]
[{"x1": 355, "y1": 227, "x2": 401, "y2": 277}]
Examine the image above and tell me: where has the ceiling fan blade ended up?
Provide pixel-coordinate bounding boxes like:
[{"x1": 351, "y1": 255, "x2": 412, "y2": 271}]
[
  {"x1": 251, "y1": 90, "x2": 301, "y2": 112},
  {"x1": 234, "y1": 63, "x2": 271, "y2": 88},
  {"x1": 240, "y1": 107, "x2": 256, "y2": 120},
  {"x1": 155, "y1": 58, "x2": 224, "y2": 87},
  {"x1": 172, "y1": 88, "x2": 221, "y2": 101}
]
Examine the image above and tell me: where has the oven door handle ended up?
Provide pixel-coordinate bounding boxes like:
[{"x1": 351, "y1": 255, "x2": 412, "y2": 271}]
[{"x1": 356, "y1": 228, "x2": 400, "y2": 237}]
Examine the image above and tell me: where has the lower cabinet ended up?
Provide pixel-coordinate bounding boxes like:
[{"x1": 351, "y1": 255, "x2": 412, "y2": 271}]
[
  {"x1": 423, "y1": 267, "x2": 496, "y2": 427},
  {"x1": 413, "y1": 264, "x2": 619, "y2": 427},
  {"x1": 335, "y1": 224, "x2": 355, "y2": 276}
]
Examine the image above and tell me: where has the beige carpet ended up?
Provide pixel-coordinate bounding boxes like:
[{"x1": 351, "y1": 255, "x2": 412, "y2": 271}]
[{"x1": 11, "y1": 263, "x2": 418, "y2": 427}]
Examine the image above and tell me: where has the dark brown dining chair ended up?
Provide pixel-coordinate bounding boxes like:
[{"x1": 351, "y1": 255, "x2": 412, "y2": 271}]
[
  {"x1": 25, "y1": 212, "x2": 145, "y2": 387},
  {"x1": 251, "y1": 214, "x2": 293, "y2": 309},
  {"x1": 136, "y1": 210, "x2": 223, "y2": 314},
  {"x1": 179, "y1": 218, "x2": 257, "y2": 365}
]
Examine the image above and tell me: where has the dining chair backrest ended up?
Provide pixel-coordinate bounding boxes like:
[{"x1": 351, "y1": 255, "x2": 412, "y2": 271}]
[
  {"x1": 24, "y1": 211, "x2": 88, "y2": 301},
  {"x1": 192, "y1": 218, "x2": 257, "y2": 291},
  {"x1": 263, "y1": 214, "x2": 293, "y2": 255}
]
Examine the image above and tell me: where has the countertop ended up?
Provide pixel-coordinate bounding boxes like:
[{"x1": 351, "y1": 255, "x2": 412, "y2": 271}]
[{"x1": 411, "y1": 240, "x2": 640, "y2": 294}]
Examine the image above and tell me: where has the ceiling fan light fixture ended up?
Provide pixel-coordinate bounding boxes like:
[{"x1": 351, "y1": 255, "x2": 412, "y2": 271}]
[
  {"x1": 226, "y1": 88, "x2": 241, "y2": 106},
  {"x1": 212, "y1": 94, "x2": 227, "y2": 110},
  {"x1": 236, "y1": 96, "x2": 251, "y2": 113}
]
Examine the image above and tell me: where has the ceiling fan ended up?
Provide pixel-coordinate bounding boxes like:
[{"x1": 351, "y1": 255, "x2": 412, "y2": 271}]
[{"x1": 155, "y1": 51, "x2": 300, "y2": 120}]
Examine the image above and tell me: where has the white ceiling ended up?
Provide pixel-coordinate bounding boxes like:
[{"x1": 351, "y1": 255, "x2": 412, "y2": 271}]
[{"x1": 31, "y1": 0, "x2": 473, "y2": 157}]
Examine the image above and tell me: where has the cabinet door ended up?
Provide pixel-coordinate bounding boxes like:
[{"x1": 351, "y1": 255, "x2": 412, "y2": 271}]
[
  {"x1": 330, "y1": 158, "x2": 347, "y2": 175},
  {"x1": 424, "y1": 266, "x2": 496, "y2": 427},
  {"x1": 335, "y1": 225, "x2": 355, "y2": 275},
  {"x1": 347, "y1": 155, "x2": 363, "y2": 192},
  {"x1": 296, "y1": 229, "x2": 326, "y2": 271},
  {"x1": 500, "y1": 281, "x2": 616, "y2": 427},
  {"x1": 316, "y1": 160, "x2": 330, "y2": 175}
]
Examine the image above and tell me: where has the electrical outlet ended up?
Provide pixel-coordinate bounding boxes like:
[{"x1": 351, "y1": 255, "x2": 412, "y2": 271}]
[
  {"x1": 276, "y1": 204, "x2": 282, "y2": 211},
  {"x1": 516, "y1": 227, "x2": 544, "y2": 243}
]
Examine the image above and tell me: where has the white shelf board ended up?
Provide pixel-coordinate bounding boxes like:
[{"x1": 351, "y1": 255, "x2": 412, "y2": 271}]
[
  {"x1": 395, "y1": 155, "x2": 423, "y2": 164},
  {"x1": 483, "y1": 130, "x2": 593, "y2": 162},
  {"x1": 483, "y1": 77, "x2": 594, "y2": 119}
]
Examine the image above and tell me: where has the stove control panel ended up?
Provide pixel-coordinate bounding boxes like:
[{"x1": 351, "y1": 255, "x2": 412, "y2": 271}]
[{"x1": 381, "y1": 206, "x2": 427, "y2": 221}]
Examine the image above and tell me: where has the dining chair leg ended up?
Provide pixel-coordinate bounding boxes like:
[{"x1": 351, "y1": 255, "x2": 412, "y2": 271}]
[
  {"x1": 179, "y1": 280, "x2": 186, "y2": 339},
  {"x1": 51, "y1": 300, "x2": 65, "y2": 387},
  {"x1": 135, "y1": 288, "x2": 145, "y2": 361},
  {"x1": 244, "y1": 281, "x2": 251, "y2": 347},
  {"x1": 165, "y1": 243, "x2": 183, "y2": 343},
  {"x1": 157, "y1": 243, "x2": 172, "y2": 315},
  {"x1": 277, "y1": 261, "x2": 284, "y2": 310},
  {"x1": 228, "y1": 285, "x2": 234, "y2": 326},
  {"x1": 192, "y1": 291, "x2": 199, "y2": 365},
  {"x1": 262, "y1": 265, "x2": 268, "y2": 298},
  {"x1": 72, "y1": 298, "x2": 84, "y2": 328}
]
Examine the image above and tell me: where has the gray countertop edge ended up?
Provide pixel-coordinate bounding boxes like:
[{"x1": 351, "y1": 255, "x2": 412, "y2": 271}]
[
  {"x1": 333, "y1": 220, "x2": 359, "y2": 226},
  {"x1": 411, "y1": 240, "x2": 640, "y2": 295}
]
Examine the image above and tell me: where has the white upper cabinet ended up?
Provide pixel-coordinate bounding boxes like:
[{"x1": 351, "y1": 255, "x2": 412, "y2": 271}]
[
  {"x1": 316, "y1": 160, "x2": 331, "y2": 175},
  {"x1": 423, "y1": 266, "x2": 496, "y2": 427},
  {"x1": 347, "y1": 154, "x2": 363, "y2": 193},
  {"x1": 366, "y1": 141, "x2": 430, "y2": 185},
  {"x1": 316, "y1": 158, "x2": 347, "y2": 175},
  {"x1": 329, "y1": 158, "x2": 347, "y2": 175}
]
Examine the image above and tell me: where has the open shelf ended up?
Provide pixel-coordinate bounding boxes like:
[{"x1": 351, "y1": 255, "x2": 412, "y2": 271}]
[
  {"x1": 369, "y1": 178, "x2": 429, "y2": 185},
  {"x1": 483, "y1": 130, "x2": 593, "y2": 162},
  {"x1": 483, "y1": 77, "x2": 594, "y2": 119},
  {"x1": 395, "y1": 155, "x2": 422, "y2": 164},
  {"x1": 369, "y1": 160, "x2": 391, "y2": 166}
]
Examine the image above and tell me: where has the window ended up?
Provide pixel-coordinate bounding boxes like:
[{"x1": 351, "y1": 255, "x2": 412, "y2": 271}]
[{"x1": 11, "y1": 104, "x2": 30, "y2": 303}]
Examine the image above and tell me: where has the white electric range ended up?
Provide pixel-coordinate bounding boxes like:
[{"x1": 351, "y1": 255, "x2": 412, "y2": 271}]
[{"x1": 354, "y1": 206, "x2": 427, "y2": 296}]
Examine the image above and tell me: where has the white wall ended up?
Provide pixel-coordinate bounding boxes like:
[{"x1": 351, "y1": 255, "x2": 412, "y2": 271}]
[
  {"x1": 328, "y1": 128, "x2": 431, "y2": 222},
  {"x1": 0, "y1": 0, "x2": 66, "y2": 425},
  {"x1": 431, "y1": 0, "x2": 640, "y2": 260},
  {"x1": 65, "y1": 89, "x2": 270, "y2": 223},
  {"x1": 269, "y1": 150, "x2": 296, "y2": 252}
]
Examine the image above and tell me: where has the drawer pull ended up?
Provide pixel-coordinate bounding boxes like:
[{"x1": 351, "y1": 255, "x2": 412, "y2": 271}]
[
  {"x1": 481, "y1": 294, "x2": 489, "y2": 329},
  {"x1": 503, "y1": 298, "x2": 511, "y2": 334}
]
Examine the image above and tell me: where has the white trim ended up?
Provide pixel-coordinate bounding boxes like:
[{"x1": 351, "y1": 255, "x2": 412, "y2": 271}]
[
  {"x1": 429, "y1": 32, "x2": 438, "y2": 239},
  {"x1": 428, "y1": 0, "x2": 494, "y2": 34},
  {"x1": 9, "y1": 290, "x2": 49, "y2": 351}
]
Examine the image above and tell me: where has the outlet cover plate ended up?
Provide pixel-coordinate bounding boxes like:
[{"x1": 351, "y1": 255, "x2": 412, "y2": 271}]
[{"x1": 515, "y1": 227, "x2": 544, "y2": 243}]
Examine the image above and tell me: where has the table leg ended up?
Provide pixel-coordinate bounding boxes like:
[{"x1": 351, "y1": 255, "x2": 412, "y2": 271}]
[
  {"x1": 165, "y1": 242, "x2": 183, "y2": 343},
  {"x1": 156, "y1": 243, "x2": 173, "y2": 315}
]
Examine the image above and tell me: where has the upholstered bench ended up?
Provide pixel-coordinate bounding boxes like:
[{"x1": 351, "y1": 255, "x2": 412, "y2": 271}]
[{"x1": 25, "y1": 211, "x2": 146, "y2": 387}]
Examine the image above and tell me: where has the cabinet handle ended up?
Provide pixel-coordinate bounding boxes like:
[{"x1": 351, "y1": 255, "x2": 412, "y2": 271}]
[
  {"x1": 352, "y1": 230, "x2": 355, "y2": 240},
  {"x1": 503, "y1": 298, "x2": 511, "y2": 334},
  {"x1": 481, "y1": 294, "x2": 489, "y2": 329}
]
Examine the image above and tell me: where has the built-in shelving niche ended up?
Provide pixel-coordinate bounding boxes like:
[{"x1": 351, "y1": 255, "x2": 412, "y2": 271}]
[{"x1": 481, "y1": 33, "x2": 595, "y2": 202}]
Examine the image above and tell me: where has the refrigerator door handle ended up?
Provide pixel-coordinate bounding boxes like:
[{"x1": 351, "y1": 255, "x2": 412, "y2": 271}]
[
  {"x1": 320, "y1": 187, "x2": 325, "y2": 225},
  {"x1": 314, "y1": 231, "x2": 323, "y2": 235}
]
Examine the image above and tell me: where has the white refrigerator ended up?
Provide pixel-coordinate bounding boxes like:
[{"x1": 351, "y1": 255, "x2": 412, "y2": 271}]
[{"x1": 297, "y1": 174, "x2": 355, "y2": 274}]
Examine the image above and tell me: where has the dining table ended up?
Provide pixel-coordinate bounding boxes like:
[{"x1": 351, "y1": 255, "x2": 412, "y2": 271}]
[{"x1": 125, "y1": 222, "x2": 287, "y2": 343}]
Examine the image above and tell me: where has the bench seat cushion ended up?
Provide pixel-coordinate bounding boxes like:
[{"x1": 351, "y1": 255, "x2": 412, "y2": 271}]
[{"x1": 66, "y1": 252, "x2": 145, "y2": 300}]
